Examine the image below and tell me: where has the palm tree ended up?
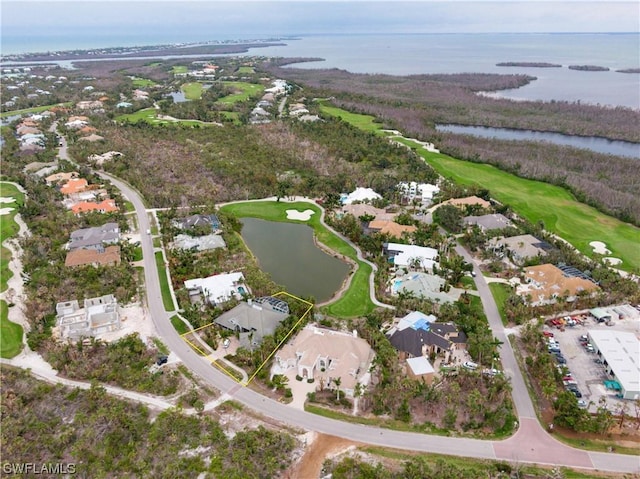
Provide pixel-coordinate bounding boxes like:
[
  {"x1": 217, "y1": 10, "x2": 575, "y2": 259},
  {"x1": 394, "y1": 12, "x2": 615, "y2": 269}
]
[{"x1": 334, "y1": 377, "x2": 342, "y2": 401}]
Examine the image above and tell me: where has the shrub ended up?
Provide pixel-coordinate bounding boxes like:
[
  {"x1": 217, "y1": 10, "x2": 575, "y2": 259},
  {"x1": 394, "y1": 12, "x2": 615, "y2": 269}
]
[
  {"x1": 295, "y1": 374, "x2": 303, "y2": 381},
  {"x1": 307, "y1": 378, "x2": 315, "y2": 384},
  {"x1": 284, "y1": 388, "x2": 293, "y2": 398}
]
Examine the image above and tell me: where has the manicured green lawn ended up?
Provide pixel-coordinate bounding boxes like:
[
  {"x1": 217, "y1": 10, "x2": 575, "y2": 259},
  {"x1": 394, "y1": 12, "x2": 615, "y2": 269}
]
[
  {"x1": 0, "y1": 102, "x2": 72, "y2": 119},
  {"x1": 216, "y1": 82, "x2": 264, "y2": 105},
  {"x1": 116, "y1": 108, "x2": 159, "y2": 123},
  {"x1": 0, "y1": 300, "x2": 23, "y2": 359},
  {"x1": 319, "y1": 105, "x2": 640, "y2": 272},
  {"x1": 171, "y1": 315, "x2": 189, "y2": 335},
  {"x1": 237, "y1": 66, "x2": 255, "y2": 74},
  {"x1": 155, "y1": 252, "x2": 175, "y2": 312},
  {"x1": 489, "y1": 282, "x2": 513, "y2": 325},
  {"x1": 171, "y1": 65, "x2": 188, "y2": 74},
  {"x1": 131, "y1": 77, "x2": 157, "y2": 87},
  {"x1": 181, "y1": 82, "x2": 203, "y2": 100},
  {"x1": 116, "y1": 108, "x2": 210, "y2": 127},
  {"x1": 318, "y1": 101, "x2": 386, "y2": 134},
  {"x1": 0, "y1": 183, "x2": 25, "y2": 292},
  {"x1": 417, "y1": 147, "x2": 640, "y2": 272},
  {"x1": 219, "y1": 201, "x2": 376, "y2": 318}
]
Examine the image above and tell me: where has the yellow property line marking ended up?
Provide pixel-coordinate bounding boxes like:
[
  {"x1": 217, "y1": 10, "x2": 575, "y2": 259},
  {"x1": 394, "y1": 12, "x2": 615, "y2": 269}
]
[{"x1": 178, "y1": 290, "x2": 315, "y2": 386}]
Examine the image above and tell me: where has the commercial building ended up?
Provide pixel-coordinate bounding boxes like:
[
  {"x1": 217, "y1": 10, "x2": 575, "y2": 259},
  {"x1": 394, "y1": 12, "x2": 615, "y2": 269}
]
[{"x1": 588, "y1": 330, "x2": 639, "y2": 400}]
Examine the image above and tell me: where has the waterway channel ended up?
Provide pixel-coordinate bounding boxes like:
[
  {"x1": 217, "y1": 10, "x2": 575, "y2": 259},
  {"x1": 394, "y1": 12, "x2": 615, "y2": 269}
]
[
  {"x1": 436, "y1": 124, "x2": 640, "y2": 159},
  {"x1": 240, "y1": 218, "x2": 350, "y2": 302}
]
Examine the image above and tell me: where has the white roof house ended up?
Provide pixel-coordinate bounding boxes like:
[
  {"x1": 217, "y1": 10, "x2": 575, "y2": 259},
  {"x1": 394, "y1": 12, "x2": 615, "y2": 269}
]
[
  {"x1": 342, "y1": 187, "x2": 382, "y2": 205},
  {"x1": 385, "y1": 243, "x2": 439, "y2": 270},
  {"x1": 184, "y1": 272, "x2": 247, "y2": 305},
  {"x1": 397, "y1": 182, "x2": 440, "y2": 204},
  {"x1": 588, "y1": 330, "x2": 639, "y2": 400}
]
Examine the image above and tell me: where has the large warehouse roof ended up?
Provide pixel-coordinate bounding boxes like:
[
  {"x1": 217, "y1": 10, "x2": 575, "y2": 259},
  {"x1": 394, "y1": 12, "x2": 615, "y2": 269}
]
[{"x1": 588, "y1": 330, "x2": 639, "y2": 396}]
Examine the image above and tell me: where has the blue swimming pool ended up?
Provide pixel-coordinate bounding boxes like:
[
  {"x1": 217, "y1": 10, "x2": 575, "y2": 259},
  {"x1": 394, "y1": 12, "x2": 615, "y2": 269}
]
[{"x1": 237, "y1": 286, "x2": 246, "y2": 295}]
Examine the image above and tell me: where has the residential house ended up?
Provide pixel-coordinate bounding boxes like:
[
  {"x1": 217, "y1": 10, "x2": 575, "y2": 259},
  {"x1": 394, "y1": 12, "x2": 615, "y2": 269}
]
[
  {"x1": 68, "y1": 223, "x2": 120, "y2": 251},
  {"x1": 88, "y1": 151, "x2": 123, "y2": 167},
  {"x1": 184, "y1": 272, "x2": 248, "y2": 306},
  {"x1": 272, "y1": 325, "x2": 375, "y2": 398},
  {"x1": 384, "y1": 242, "x2": 439, "y2": 271},
  {"x1": 76, "y1": 100, "x2": 103, "y2": 110},
  {"x1": 60, "y1": 178, "x2": 89, "y2": 195},
  {"x1": 65, "y1": 119, "x2": 89, "y2": 130},
  {"x1": 391, "y1": 272, "x2": 466, "y2": 304},
  {"x1": 55, "y1": 294, "x2": 121, "y2": 340},
  {"x1": 341, "y1": 187, "x2": 382, "y2": 205},
  {"x1": 439, "y1": 196, "x2": 491, "y2": 210},
  {"x1": 71, "y1": 199, "x2": 118, "y2": 215},
  {"x1": 367, "y1": 220, "x2": 416, "y2": 239},
  {"x1": 173, "y1": 214, "x2": 222, "y2": 232},
  {"x1": 65, "y1": 245, "x2": 121, "y2": 268},
  {"x1": 488, "y1": 234, "x2": 550, "y2": 264},
  {"x1": 463, "y1": 213, "x2": 513, "y2": 232},
  {"x1": 517, "y1": 264, "x2": 599, "y2": 306},
  {"x1": 397, "y1": 181, "x2": 440, "y2": 205},
  {"x1": 340, "y1": 203, "x2": 395, "y2": 222},
  {"x1": 172, "y1": 234, "x2": 226, "y2": 252},
  {"x1": 215, "y1": 297, "x2": 289, "y2": 348},
  {"x1": 45, "y1": 171, "x2": 79, "y2": 186},
  {"x1": 78, "y1": 134, "x2": 105, "y2": 142},
  {"x1": 387, "y1": 311, "x2": 467, "y2": 364}
]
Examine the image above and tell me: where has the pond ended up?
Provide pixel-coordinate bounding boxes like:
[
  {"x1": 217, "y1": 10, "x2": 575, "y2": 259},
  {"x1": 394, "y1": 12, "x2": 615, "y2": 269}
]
[
  {"x1": 436, "y1": 124, "x2": 640, "y2": 159},
  {"x1": 240, "y1": 218, "x2": 350, "y2": 302},
  {"x1": 167, "y1": 91, "x2": 189, "y2": 103}
]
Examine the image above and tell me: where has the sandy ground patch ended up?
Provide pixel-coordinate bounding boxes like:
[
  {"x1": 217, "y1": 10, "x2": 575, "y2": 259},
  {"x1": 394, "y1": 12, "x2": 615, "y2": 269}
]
[
  {"x1": 286, "y1": 433, "x2": 359, "y2": 479},
  {"x1": 0, "y1": 197, "x2": 17, "y2": 204},
  {"x1": 0, "y1": 207, "x2": 15, "y2": 215},
  {"x1": 286, "y1": 209, "x2": 315, "y2": 221},
  {"x1": 604, "y1": 257, "x2": 623, "y2": 265},
  {"x1": 589, "y1": 240, "x2": 611, "y2": 255},
  {"x1": 99, "y1": 303, "x2": 158, "y2": 343}
]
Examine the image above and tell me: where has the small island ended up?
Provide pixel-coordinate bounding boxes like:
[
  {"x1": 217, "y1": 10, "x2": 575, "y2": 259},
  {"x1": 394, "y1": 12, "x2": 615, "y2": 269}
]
[
  {"x1": 496, "y1": 62, "x2": 561, "y2": 68},
  {"x1": 616, "y1": 68, "x2": 640, "y2": 74},
  {"x1": 568, "y1": 65, "x2": 610, "y2": 72}
]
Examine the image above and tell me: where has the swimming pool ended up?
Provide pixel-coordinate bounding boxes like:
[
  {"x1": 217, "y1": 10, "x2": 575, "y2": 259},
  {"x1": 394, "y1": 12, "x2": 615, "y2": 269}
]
[{"x1": 237, "y1": 286, "x2": 246, "y2": 295}]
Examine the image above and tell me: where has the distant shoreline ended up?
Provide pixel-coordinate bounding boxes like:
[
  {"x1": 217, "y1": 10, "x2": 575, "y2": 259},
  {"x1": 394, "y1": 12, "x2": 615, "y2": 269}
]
[
  {"x1": 0, "y1": 40, "x2": 291, "y2": 64},
  {"x1": 497, "y1": 62, "x2": 562, "y2": 68}
]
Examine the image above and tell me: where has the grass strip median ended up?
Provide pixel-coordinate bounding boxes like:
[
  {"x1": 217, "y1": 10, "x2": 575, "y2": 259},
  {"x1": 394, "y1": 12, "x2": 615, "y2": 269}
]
[{"x1": 155, "y1": 252, "x2": 175, "y2": 312}]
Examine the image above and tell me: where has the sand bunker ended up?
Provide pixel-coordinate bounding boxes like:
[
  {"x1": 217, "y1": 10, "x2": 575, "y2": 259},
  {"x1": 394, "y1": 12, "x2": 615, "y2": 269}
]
[
  {"x1": 0, "y1": 197, "x2": 17, "y2": 204},
  {"x1": 286, "y1": 209, "x2": 315, "y2": 221},
  {"x1": 589, "y1": 241, "x2": 611, "y2": 255},
  {"x1": 604, "y1": 257, "x2": 622, "y2": 266},
  {"x1": 0, "y1": 207, "x2": 15, "y2": 215}
]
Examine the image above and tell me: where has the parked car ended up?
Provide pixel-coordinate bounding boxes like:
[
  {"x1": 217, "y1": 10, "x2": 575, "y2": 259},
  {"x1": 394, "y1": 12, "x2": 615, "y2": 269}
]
[
  {"x1": 556, "y1": 356, "x2": 567, "y2": 364},
  {"x1": 543, "y1": 331, "x2": 554, "y2": 338},
  {"x1": 593, "y1": 357, "x2": 603, "y2": 364},
  {"x1": 462, "y1": 361, "x2": 478, "y2": 370},
  {"x1": 156, "y1": 355, "x2": 168, "y2": 366},
  {"x1": 586, "y1": 345, "x2": 595, "y2": 353},
  {"x1": 548, "y1": 346, "x2": 561, "y2": 353},
  {"x1": 577, "y1": 399, "x2": 588, "y2": 408},
  {"x1": 572, "y1": 390, "x2": 583, "y2": 398}
]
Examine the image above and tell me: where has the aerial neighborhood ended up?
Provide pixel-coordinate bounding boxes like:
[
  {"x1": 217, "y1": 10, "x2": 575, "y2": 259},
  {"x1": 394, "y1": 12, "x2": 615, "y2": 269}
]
[{"x1": 1, "y1": 47, "x2": 639, "y2": 477}]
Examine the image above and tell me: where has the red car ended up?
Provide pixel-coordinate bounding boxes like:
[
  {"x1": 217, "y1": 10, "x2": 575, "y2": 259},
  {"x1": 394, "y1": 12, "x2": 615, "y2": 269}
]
[{"x1": 543, "y1": 331, "x2": 554, "y2": 338}]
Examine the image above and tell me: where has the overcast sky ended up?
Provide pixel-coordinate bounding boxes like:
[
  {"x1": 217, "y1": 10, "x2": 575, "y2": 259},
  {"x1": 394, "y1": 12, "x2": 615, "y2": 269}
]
[{"x1": 2, "y1": 1, "x2": 638, "y2": 48}]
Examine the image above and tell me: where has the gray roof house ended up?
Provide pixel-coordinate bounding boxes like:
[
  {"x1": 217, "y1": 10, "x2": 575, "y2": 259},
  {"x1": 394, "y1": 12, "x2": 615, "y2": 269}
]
[
  {"x1": 463, "y1": 213, "x2": 513, "y2": 232},
  {"x1": 215, "y1": 297, "x2": 289, "y2": 349},
  {"x1": 68, "y1": 223, "x2": 120, "y2": 251},
  {"x1": 173, "y1": 214, "x2": 221, "y2": 232},
  {"x1": 488, "y1": 234, "x2": 550, "y2": 264}
]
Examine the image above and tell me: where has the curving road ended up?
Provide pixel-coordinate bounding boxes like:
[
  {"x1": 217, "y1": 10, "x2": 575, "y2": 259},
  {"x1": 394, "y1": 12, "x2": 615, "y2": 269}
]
[{"x1": 95, "y1": 172, "x2": 638, "y2": 473}]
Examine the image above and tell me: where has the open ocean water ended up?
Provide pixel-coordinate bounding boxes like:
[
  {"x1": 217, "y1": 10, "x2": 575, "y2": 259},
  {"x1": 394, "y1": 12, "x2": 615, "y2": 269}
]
[{"x1": 2, "y1": 33, "x2": 639, "y2": 109}]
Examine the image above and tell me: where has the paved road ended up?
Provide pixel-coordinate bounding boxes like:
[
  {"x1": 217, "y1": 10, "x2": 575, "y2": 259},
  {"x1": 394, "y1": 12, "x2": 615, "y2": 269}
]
[{"x1": 87, "y1": 172, "x2": 639, "y2": 473}]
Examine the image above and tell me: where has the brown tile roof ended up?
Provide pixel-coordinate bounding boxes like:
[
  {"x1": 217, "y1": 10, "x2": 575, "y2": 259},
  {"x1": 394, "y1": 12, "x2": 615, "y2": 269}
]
[
  {"x1": 78, "y1": 126, "x2": 98, "y2": 135},
  {"x1": 368, "y1": 220, "x2": 416, "y2": 238},
  {"x1": 522, "y1": 264, "x2": 599, "y2": 304},
  {"x1": 71, "y1": 199, "x2": 118, "y2": 215},
  {"x1": 65, "y1": 246, "x2": 121, "y2": 267},
  {"x1": 45, "y1": 171, "x2": 79, "y2": 185},
  {"x1": 60, "y1": 178, "x2": 88, "y2": 195},
  {"x1": 440, "y1": 196, "x2": 491, "y2": 209}
]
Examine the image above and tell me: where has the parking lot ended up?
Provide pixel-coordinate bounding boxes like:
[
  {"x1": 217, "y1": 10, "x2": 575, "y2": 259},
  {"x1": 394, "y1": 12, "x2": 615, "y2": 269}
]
[{"x1": 543, "y1": 310, "x2": 640, "y2": 413}]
